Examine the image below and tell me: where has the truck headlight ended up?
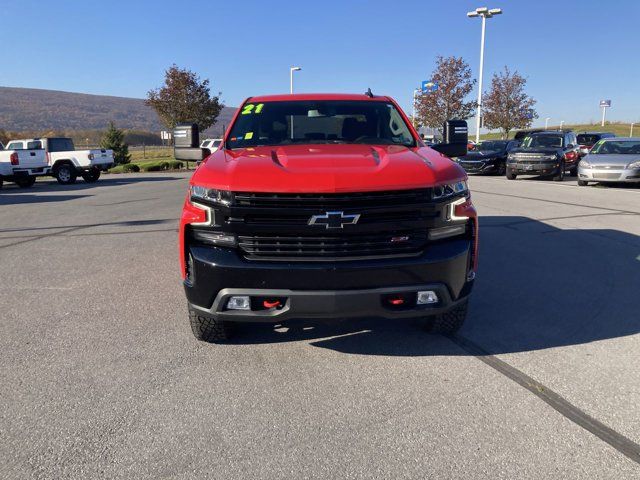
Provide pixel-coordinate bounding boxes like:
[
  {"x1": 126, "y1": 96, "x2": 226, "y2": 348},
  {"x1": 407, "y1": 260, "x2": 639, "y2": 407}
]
[
  {"x1": 627, "y1": 160, "x2": 640, "y2": 169},
  {"x1": 507, "y1": 155, "x2": 516, "y2": 163},
  {"x1": 432, "y1": 180, "x2": 468, "y2": 200},
  {"x1": 190, "y1": 185, "x2": 234, "y2": 205},
  {"x1": 580, "y1": 159, "x2": 591, "y2": 169},
  {"x1": 545, "y1": 155, "x2": 557, "y2": 161}
]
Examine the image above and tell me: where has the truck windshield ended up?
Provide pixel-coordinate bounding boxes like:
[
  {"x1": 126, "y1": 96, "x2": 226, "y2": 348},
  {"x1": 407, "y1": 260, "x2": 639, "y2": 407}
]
[
  {"x1": 226, "y1": 100, "x2": 416, "y2": 149},
  {"x1": 521, "y1": 135, "x2": 563, "y2": 149}
]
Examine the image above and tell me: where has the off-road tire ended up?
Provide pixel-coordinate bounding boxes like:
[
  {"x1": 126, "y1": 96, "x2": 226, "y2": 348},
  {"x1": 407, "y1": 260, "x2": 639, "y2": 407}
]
[
  {"x1": 189, "y1": 307, "x2": 230, "y2": 342},
  {"x1": 429, "y1": 299, "x2": 469, "y2": 334},
  {"x1": 81, "y1": 168, "x2": 101, "y2": 183},
  {"x1": 506, "y1": 170, "x2": 517, "y2": 180},
  {"x1": 577, "y1": 179, "x2": 588, "y2": 187},
  {"x1": 15, "y1": 176, "x2": 36, "y2": 188},
  {"x1": 54, "y1": 164, "x2": 77, "y2": 185}
]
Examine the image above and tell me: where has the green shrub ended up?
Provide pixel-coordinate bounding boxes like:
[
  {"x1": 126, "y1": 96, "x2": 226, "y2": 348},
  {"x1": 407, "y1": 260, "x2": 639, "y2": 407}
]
[
  {"x1": 108, "y1": 163, "x2": 140, "y2": 174},
  {"x1": 167, "y1": 160, "x2": 184, "y2": 170},
  {"x1": 138, "y1": 160, "x2": 183, "y2": 171},
  {"x1": 142, "y1": 161, "x2": 168, "y2": 172}
]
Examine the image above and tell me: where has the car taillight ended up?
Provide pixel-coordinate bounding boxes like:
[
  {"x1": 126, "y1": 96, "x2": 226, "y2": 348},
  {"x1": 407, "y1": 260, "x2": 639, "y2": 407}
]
[
  {"x1": 10, "y1": 152, "x2": 19, "y2": 165},
  {"x1": 565, "y1": 151, "x2": 577, "y2": 161}
]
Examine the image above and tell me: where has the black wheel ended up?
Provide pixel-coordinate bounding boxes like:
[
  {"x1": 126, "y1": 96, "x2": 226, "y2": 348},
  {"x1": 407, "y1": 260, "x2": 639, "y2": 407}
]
[
  {"x1": 428, "y1": 299, "x2": 469, "y2": 334},
  {"x1": 188, "y1": 306, "x2": 231, "y2": 343},
  {"x1": 0, "y1": 176, "x2": 3, "y2": 189},
  {"x1": 81, "y1": 168, "x2": 101, "y2": 183},
  {"x1": 552, "y1": 162, "x2": 565, "y2": 182},
  {"x1": 15, "y1": 176, "x2": 36, "y2": 188},
  {"x1": 578, "y1": 180, "x2": 588, "y2": 187},
  {"x1": 506, "y1": 170, "x2": 517, "y2": 180},
  {"x1": 54, "y1": 164, "x2": 77, "y2": 185},
  {"x1": 569, "y1": 166, "x2": 578, "y2": 177},
  {"x1": 498, "y1": 163, "x2": 506, "y2": 175}
]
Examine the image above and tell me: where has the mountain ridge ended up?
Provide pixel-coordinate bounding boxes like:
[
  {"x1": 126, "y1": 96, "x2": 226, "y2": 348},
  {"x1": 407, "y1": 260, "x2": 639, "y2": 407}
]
[{"x1": 0, "y1": 86, "x2": 236, "y2": 136}]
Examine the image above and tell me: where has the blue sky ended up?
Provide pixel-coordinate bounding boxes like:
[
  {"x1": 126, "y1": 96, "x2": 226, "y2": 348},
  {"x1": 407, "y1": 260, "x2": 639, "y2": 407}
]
[{"x1": 1, "y1": 0, "x2": 638, "y2": 127}]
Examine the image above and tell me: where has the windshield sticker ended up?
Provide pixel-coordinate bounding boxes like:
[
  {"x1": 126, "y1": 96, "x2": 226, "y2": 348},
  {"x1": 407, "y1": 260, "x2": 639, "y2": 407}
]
[
  {"x1": 241, "y1": 103, "x2": 265, "y2": 115},
  {"x1": 244, "y1": 132, "x2": 254, "y2": 140}
]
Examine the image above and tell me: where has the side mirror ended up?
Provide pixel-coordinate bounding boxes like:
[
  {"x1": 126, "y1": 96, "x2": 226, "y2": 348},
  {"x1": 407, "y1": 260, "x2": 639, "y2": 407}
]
[
  {"x1": 173, "y1": 122, "x2": 208, "y2": 166},
  {"x1": 430, "y1": 120, "x2": 468, "y2": 158},
  {"x1": 567, "y1": 144, "x2": 575, "y2": 149}
]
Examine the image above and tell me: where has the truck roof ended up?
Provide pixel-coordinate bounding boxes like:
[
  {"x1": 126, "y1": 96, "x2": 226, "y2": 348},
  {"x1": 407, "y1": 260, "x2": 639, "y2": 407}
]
[{"x1": 246, "y1": 93, "x2": 392, "y2": 102}]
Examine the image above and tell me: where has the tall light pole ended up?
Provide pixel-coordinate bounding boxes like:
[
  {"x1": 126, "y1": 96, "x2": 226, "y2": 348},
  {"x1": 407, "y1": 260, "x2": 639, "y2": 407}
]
[
  {"x1": 631, "y1": 123, "x2": 635, "y2": 137},
  {"x1": 290, "y1": 66, "x2": 302, "y2": 94},
  {"x1": 559, "y1": 120, "x2": 564, "y2": 130},
  {"x1": 467, "y1": 7, "x2": 502, "y2": 143},
  {"x1": 545, "y1": 117, "x2": 551, "y2": 129}
]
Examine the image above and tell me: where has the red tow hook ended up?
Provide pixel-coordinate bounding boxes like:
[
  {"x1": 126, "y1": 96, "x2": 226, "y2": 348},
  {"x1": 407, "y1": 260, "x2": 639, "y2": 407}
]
[{"x1": 263, "y1": 299, "x2": 281, "y2": 309}]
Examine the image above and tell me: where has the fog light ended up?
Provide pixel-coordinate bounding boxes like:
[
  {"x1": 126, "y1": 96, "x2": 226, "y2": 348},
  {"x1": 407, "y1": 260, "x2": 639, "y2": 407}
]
[
  {"x1": 417, "y1": 291, "x2": 438, "y2": 305},
  {"x1": 227, "y1": 295, "x2": 250, "y2": 310}
]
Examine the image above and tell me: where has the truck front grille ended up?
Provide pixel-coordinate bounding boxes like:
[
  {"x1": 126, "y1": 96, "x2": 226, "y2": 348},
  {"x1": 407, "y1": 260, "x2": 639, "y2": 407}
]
[
  {"x1": 234, "y1": 189, "x2": 431, "y2": 208},
  {"x1": 238, "y1": 231, "x2": 428, "y2": 260},
  {"x1": 189, "y1": 188, "x2": 467, "y2": 262}
]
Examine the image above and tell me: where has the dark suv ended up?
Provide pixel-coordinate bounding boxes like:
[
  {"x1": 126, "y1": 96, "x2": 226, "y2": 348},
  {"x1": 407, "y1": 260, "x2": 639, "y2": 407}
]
[{"x1": 506, "y1": 130, "x2": 581, "y2": 181}]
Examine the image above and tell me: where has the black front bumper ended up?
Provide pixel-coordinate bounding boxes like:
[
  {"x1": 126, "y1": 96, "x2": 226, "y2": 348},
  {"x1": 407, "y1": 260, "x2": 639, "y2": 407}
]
[
  {"x1": 508, "y1": 162, "x2": 559, "y2": 175},
  {"x1": 184, "y1": 238, "x2": 474, "y2": 322}
]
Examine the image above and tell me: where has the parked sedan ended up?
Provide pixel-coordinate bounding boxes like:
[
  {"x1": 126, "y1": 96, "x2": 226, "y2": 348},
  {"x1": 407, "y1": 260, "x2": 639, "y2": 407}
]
[
  {"x1": 455, "y1": 140, "x2": 518, "y2": 175},
  {"x1": 578, "y1": 138, "x2": 640, "y2": 186}
]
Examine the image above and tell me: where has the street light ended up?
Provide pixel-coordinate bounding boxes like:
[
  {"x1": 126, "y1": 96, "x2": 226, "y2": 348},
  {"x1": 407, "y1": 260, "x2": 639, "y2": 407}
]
[
  {"x1": 467, "y1": 6, "x2": 502, "y2": 143},
  {"x1": 560, "y1": 120, "x2": 564, "y2": 130},
  {"x1": 545, "y1": 117, "x2": 551, "y2": 129},
  {"x1": 631, "y1": 123, "x2": 635, "y2": 137},
  {"x1": 290, "y1": 66, "x2": 302, "y2": 94}
]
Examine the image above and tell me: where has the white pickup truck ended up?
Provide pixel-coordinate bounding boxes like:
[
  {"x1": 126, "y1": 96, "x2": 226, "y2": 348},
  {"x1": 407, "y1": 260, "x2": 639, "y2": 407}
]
[
  {"x1": 7, "y1": 137, "x2": 115, "y2": 184},
  {"x1": 0, "y1": 141, "x2": 48, "y2": 189}
]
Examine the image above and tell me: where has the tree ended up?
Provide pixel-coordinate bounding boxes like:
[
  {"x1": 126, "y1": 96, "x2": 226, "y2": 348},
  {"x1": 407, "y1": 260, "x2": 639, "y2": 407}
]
[
  {"x1": 482, "y1": 67, "x2": 538, "y2": 138},
  {"x1": 101, "y1": 122, "x2": 131, "y2": 165},
  {"x1": 415, "y1": 56, "x2": 476, "y2": 129},
  {"x1": 146, "y1": 65, "x2": 223, "y2": 132},
  {"x1": 0, "y1": 129, "x2": 9, "y2": 146}
]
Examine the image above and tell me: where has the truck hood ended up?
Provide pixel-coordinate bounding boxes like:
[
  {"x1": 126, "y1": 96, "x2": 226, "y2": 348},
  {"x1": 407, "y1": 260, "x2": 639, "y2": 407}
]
[{"x1": 191, "y1": 144, "x2": 466, "y2": 193}]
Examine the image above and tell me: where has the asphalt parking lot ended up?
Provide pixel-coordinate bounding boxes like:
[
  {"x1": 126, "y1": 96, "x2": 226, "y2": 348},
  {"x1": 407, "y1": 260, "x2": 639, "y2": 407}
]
[{"x1": 1, "y1": 172, "x2": 639, "y2": 479}]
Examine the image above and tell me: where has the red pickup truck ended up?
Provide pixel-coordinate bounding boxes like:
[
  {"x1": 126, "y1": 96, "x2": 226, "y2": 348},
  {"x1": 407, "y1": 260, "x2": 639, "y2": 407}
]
[{"x1": 179, "y1": 93, "x2": 477, "y2": 342}]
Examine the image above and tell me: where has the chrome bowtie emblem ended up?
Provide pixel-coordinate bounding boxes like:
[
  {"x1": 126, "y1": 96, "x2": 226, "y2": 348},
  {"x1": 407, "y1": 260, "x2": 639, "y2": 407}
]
[{"x1": 308, "y1": 211, "x2": 360, "y2": 229}]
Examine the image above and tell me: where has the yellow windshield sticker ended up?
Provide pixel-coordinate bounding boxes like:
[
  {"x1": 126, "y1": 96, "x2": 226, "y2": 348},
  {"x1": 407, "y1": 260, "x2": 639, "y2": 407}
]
[
  {"x1": 245, "y1": 132, "x2": 254, "y2": 140},
  {"x1": 241, "y1": 103, "x2": 264, "y2": 115}
]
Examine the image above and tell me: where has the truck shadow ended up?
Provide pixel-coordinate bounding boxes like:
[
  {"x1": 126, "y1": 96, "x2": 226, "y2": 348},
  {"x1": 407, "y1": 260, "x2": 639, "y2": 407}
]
[
  {"x1": 231, "y1": 215, "x2": 640, "y2": 356},
  {"x1": 0, "y1": 193, "x2": 92, "y2": 205},
  {"x1": 0, "y1": 174, "x2": 184, "y2": 200}
]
